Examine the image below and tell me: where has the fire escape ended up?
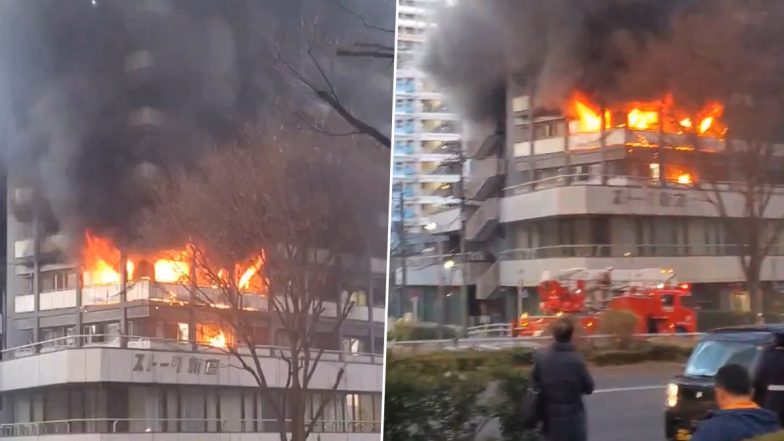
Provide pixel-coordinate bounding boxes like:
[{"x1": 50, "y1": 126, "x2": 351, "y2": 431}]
[{"x1": 466, "y1": 126, "x2": 504, "y2": 303}]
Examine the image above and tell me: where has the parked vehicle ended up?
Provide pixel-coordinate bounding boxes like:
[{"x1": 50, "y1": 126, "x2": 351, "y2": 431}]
[{"x1": 664, "y1": 324, "x2": 784, "y2": 441}]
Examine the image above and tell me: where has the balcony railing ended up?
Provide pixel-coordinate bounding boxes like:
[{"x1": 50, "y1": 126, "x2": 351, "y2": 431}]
[
  {"x1": 2, "y1": 334, "x2": 384, "y2": 365},
  {"x1": 13, "y1": 280, "x2": 385, "y2": 323},
  {"x1": 0, "y1": 418, "x2": 381, "y2": 437},
  {"x1": 498, "y1": 244, "x2": 784, "y2": 260},
  {"x1": 404, "y1": 252, "x2": 491, "y2": 268},
  {"x1": 467, "y1": 157, "x2": 505, "y2": 201},
  {"x1": 505, "y1": 172, "x2": 784, "y2": 196},
  {"x1": 476, "y1": 261, "x2": 500, "y2": 300},
  {"x1": 465, "y1": 198, "x2": 499, "y2": 242}
]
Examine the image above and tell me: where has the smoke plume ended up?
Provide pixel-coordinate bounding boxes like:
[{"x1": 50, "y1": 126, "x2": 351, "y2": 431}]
[
  {"x1": 0, "y1": 0, "x2": 393, "y2": 249},
  {"x1": 422, "y1": 0, "x2": 784, "y2": 127}
]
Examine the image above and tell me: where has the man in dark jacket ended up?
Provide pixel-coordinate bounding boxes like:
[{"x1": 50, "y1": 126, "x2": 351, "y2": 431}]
[
  {"x1": 531, "y1": 318, "x2": 594, "y2": 441},
  {"x1": 755, "y1": 333, "x2": 784, "y2": 425},
  {"x1": 692, "y1": 364, "x2": 780, "y2": 441}
]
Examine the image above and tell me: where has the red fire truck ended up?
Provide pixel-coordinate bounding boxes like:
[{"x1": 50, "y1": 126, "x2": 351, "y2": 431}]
[{"x1": 513, "y1": 267, "x2": 697, "y2": 337}]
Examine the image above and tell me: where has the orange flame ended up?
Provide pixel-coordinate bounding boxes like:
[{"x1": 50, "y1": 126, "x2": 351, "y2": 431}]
[
  {"x1": 571, "y1": 93, "x2": 610, "y2": 132},
  {"x1": 627, "y1": 108, "x2": 659, "y2": 130},
  {"x1": 81, "y1": 231, "x2": 264, "y2": 294},
  {"x1": 82, "y1": 232, "x2": 125, "y2": 285},
  {"x1": 208, "y1": 331, "x2": 227, "y2": 348},
  {"x1": 567, "y1": 93, "x2": 725, "y2": 137},
  {"x1": 677, "y1": 173, "x2": 693, "y2": 184},
  {"x1": 238, "y1": 256, "x2": 264, "y2": 290}
]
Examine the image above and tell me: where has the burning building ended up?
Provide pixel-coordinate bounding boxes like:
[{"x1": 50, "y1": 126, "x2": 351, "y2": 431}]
[
  {"x1": 0, "y1": 0, "x2": 389, "y2": 438},
  {"x1": 392, "y1": 0, "x2": 784, "y2": 325}
]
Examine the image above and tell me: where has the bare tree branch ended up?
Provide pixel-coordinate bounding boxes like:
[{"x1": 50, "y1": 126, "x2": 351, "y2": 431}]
[
  {"x1": 336, "y1": 49, "x2": 394, "y2": 59},
  {"x1": 335, "y1": 1, "x2": 394, "y2": 34}
]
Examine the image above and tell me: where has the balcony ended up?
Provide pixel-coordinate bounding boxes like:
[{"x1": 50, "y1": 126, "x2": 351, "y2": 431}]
[
  {"x1": 419, "y1": 109, "x2": 459, "y2": 121},
  {"x1": 476, "y1": 261, "x2": 500, "y2": 300},
  {"x1": 124, "y1": 49, "x2": 155, "y2": 86},
  {"x1": 395, "y1": 105, "x2": 415, "y2": 115},
  {"x1": 127, "y1": 106, "x2": 166, "y2": 131},
  {"x1": 424, "y1": 208, "x2": 461, "y2": 233},
  {"x1": 467, "y1": 157, "x2": 505, "y2": 201},
  {"x1": 75, "y1": 280, "x2": 385, "y2": 323},
  {"x1": 513, "y1": 127, "x2": 726, "y2": 158},
  {"x1": 467, "y1": 134, "x2": 503, "y2": 159},
  {"x1": 395, "y1": 252, "x2": 492, "y2": 285},
  {"x1": 495, "y1": 247, "x2": 784, "y2": 287},
  {"x1": 501, "y1": 173, "x2": 784, "y2": 223},
  {"x1": 16, "y1": 289, "x2": 79, "y2": 313},
  {"x1": 465, "y1": 198, "x2": 499, "y2": 242},
  {"x1": 395, "y1": 83, "x2": 416, "y2": 94},
  {"x1": 14, "y1": 234, "x2": 69, "y2": 261}
]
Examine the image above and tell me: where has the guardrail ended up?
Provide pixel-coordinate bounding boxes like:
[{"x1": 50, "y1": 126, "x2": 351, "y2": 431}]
[
  {"x1": 388, "y1": 332, "x2": 706, "y2": 354},
  {"x1": 504, "y1": 173, "x2": 784, "y2": 196},
  {"x1": 0, "y1": 418, "x2": 381, "y2": 436}
]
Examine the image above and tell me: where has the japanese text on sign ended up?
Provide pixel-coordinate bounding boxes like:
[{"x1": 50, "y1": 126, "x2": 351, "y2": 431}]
[{"x1": 132, "y1": 353, "x2": 221, "y2": 376}]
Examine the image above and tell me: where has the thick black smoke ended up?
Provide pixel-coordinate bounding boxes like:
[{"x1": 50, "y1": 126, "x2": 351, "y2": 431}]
[
  {"x1": 0, "y1": 0, "x2": 393, "y2": 248},
  {"x1": 422, "y1": 0, "x2": 784, "y2": 126}
]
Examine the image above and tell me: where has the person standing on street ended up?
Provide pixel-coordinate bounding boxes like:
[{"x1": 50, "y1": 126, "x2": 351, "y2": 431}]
[
  {"x1": 692, "y1": 364, "x2": 780, "y2": 441},
  {"x1": 755, "y1": 334, "x2": 784, "y2": 425},
  {"x1": 531, "y1": 318, "x2": 595, "y2": 441}
]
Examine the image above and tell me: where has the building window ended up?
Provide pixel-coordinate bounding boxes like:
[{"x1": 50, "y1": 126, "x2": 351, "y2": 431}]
[
  {"x1": 83, "y1": 322, "x2": 120, "y2": 344},
  {"x1": 342, "y1": 337, "x2": 363, "y2": 355},
  {"x1": 177, "y1": 323, "x2": 189, "y2": 341},
  {"x1": 649, "y1": 163, "x2": 661, "y2": 181},
  {"x1": 40, "y1": 270, "x2": 77, "y2": 292},
  {"x1": 40, "y1": 326, "x2": 76, "y2": 348},
  {"x1": 348, "y1": 290, "x2": 368, "y2": 306}
]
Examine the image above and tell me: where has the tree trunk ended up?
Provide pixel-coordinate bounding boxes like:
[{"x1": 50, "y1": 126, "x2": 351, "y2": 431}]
[
  {"x1": 290, "y1": 388, "x2": 307, "y2": 441},
  {"x1": 746, "y1": 252, "x2": 765, "y2": 322}
]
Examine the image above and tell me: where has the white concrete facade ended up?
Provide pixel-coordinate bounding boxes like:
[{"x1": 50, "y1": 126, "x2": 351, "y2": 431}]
[{"x1": 0, "y1": 348, "x2": 382, "y2": 393}]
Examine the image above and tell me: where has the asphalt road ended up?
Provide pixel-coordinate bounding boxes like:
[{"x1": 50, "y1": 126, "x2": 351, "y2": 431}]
[{"x1": 587, "y1": 363, "x2": 684, "y2": 441}]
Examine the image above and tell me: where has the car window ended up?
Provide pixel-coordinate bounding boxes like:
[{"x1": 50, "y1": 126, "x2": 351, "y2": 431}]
[{"x1": 685, "y1": 340, "x2": 761, "y2": 377}]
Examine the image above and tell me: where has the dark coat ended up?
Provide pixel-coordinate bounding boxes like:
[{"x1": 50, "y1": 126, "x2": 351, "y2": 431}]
[
  {"x1": 531, "y1": 342, "x2": 595, "y2": 441},
  {"x1": 754, "y1": 346, "x2": 784, "y2": 425}
]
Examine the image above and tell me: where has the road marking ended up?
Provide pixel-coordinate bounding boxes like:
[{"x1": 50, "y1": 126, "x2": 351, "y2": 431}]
[{"x1": 594, "y1": 385, "x2": 666, "y2": 394}]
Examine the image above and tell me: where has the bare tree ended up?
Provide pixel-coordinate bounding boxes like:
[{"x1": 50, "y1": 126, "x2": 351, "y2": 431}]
[
  {"x1": 694, "y1": 99, "x2": 784, "y2": 319},
  {"x1": 613, "y1": 4, "x2": 784, "y2": 318},
  {"x1": 267, "y1": 0, "x2": 394, "y2": 148},
  {"x1": 142, "y1": 129, "x2": 387, "y2": 441}
]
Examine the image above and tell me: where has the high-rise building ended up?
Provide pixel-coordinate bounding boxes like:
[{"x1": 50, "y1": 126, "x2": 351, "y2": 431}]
[{"x1": 392, "y1": 0, "x2": 463, "y2": 247}]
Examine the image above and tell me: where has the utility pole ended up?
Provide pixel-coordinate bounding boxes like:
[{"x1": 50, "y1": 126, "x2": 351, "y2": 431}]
[
  {"x1": 658, "y1": 105, "x2": 665, "y2": 187},
  {"x1": 398, "y1": 182, "x2": 407, "y2": 319},
  {"x1": 458, "y1": 145, "x2": 469, "y2": 330},
  {"x1": 600, "y1": 101, "x2": 607, "y2": 185}
]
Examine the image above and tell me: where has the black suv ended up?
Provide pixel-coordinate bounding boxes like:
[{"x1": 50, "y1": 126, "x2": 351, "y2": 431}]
[{"x1": 664, "y1": 324, "x2": 784, "y2": 441}]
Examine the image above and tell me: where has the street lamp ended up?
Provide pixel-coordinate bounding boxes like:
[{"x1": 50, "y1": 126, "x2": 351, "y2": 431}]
[
  {"x1": 443, "y1": 259, "x2": 455, "y2": 270},
  {"x1": 424, "y1": 222, "x2": 438, "y2": 232}
]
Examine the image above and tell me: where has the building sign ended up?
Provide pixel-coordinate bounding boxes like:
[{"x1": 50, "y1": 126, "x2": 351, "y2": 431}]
[
  {"x1": 132, "y1": 353, "x2": 221, "y2": 376},
  {"x1": 612, "y1": 189, "x2": 687, "y2": 208}
]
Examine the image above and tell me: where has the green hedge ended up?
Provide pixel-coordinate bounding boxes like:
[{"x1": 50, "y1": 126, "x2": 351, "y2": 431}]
[
  {"x1": 752, "y1": 431, "x2": 784, "y2": 441},
  {"x1": 696, "y1": 311, "x2": 783, "y2": 332},
  {"x1": 385, "y1": 345, "x2": 694, "y2": 441},
  {"x1": 384, "y1": 351, "x2": 534, "y2": 441},
  {"x1": 388, "y1": 321, "x2": 463, "y2": 341},
  {"x1": 588, "y1": 344, "x2": 693, "y2": 366}
]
